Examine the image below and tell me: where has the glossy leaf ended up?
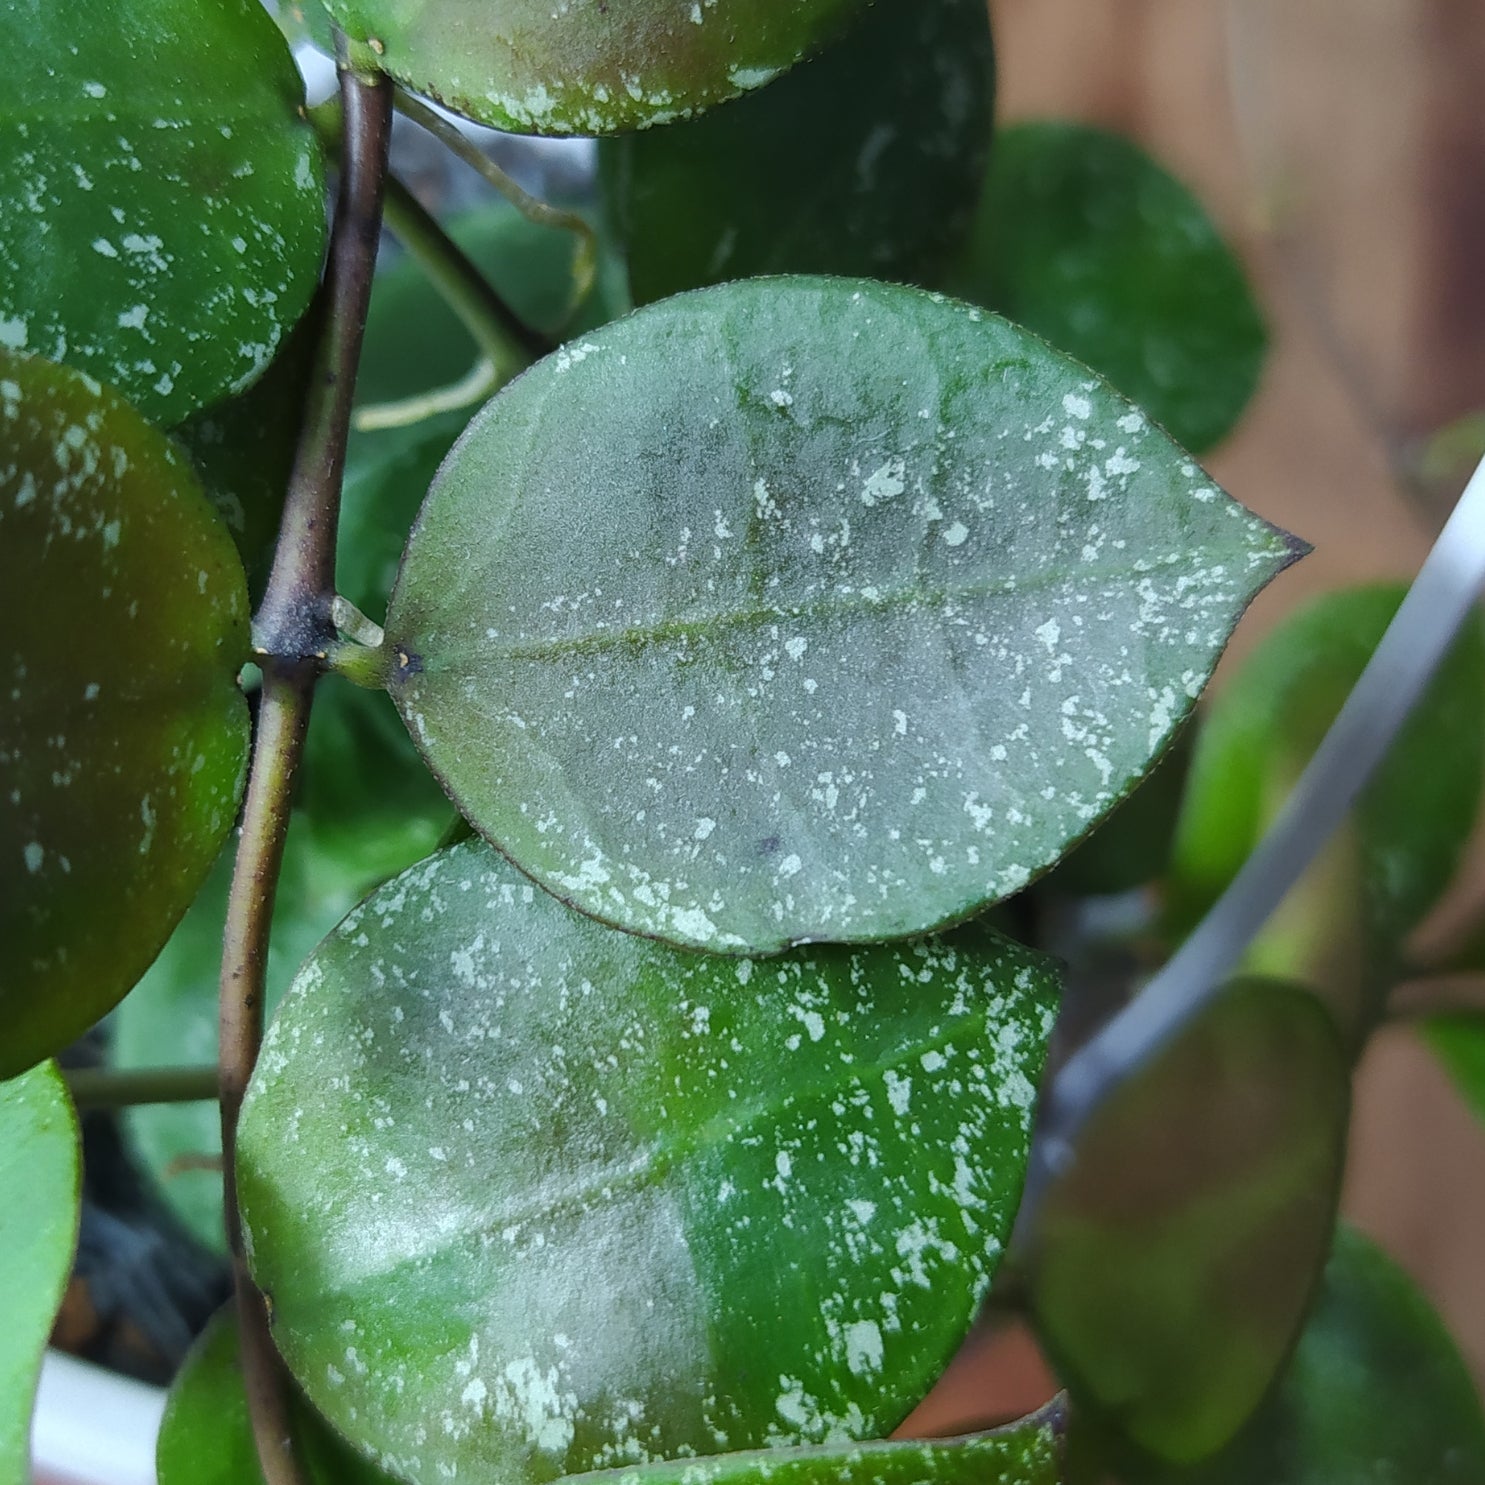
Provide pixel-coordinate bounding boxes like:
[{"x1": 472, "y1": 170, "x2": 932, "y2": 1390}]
[
  {"x1": 1168, "y1": 585, "x2": 1485, "y2": 1038},
  {"x1": 589, "y1": 1407, "x2": 1064, "y2": 1485},
  {"x1": 115, "y1": 791, "x2": 446, "y2": 1252},
  {"x1": 319, "y1": 0, "x2": 868, "y2": 135},
  {"x1": 158, "y1": 1310, "x2": 399, "y2": 1485},
  {"x1": 947, "y1": 123, "x2": 1266, "y2": 455},
  {"x1": 0, "y1": 1062, "x2": 81, "y2": 1481},
  {"x1": 1026, "y1": 980, "x2": 1348, "y2": 1464},
  {"x1": 1123, "y1": 1226, "x2": 1485, "y2": 1483},
  {"x1": 0, "y1": 352, "x2": 250, "y2": 1079},
  {"x1": 0, "y1": 0, "x2": 327, "y2": 425},
  {"x1": 384, "y1": 276, "x2": 1299, "y2": 954},
  {"x1": 1428, "y1": 1015, "x2": 1485, "y2": 1132},
  {"x1": 602, "y1": 0, "x2": 994, "y2": 305},
  {"x1": 238, "y1": 838, "x2": 1059, "y2": 1485}
]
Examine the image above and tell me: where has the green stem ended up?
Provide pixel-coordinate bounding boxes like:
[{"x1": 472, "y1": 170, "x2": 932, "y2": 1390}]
[
  {"x1": 66, "y1": 1065, "x2": 220, "y2": 1110},
  {"x1": 220, "y1": 52, "x2": 393, "y2": 1485}
]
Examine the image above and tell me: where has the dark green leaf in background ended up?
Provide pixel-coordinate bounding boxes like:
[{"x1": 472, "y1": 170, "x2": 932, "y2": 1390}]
[
  {"x1": 316, "y1": 0, "x2": 869, "y2": 136},
  {"x1": 1117, "y1": 1226, "x2": 1485, "y2": 1484},
  {"x1": 1427, "y1": 1015, "x2": 1485, "y2": 1134},
  {"x1": 0, "y1": 352, "x2": 250, "y2": 1080},
  {"x1": 602, "y1": 0, "x2": 994, "y2": 305},
  {"x1": 0, "y1": 0, "x2": 327, "y2": 425},
  {"x1": 948, "y1": 123, "x2": 1266, "y2": 455},
  {"x1": 0, "y1": 1062, "x2": 80, "y2": 1481},
  {"x1": 1167, "y1": 584, "x2": 1485, "y2": 1041},
  {"x1": 1026, "y1": 981, "x2": 1348, "y2": 1465},
  {"x1": 158, "y1": 1310, "x2": 400, "y2": 1485},
  {"x1": 238, "y1": 839, "x2": 1059, "y2": 1485},
  {"x1": 384, "y1": 276, "x2": 1299, "y2": 954}
]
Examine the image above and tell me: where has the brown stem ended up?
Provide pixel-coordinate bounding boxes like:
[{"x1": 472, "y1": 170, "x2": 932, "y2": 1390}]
[{"x1": 218, "y1": 56, "x2": 393, "y2": 1485}]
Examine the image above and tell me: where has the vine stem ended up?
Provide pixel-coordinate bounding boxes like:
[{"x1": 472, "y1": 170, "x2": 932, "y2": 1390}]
[
  {"x1": 65, "y1": 1065, "x2": 219, "y2": 1110},
  {"x1": 218, "y1": 55, "x2": 393, "y2": 1485}
]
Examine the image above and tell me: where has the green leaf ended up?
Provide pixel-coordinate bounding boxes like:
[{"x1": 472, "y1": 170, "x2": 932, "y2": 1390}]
[
  {"x1": 237, "y1": 838, "x2": 1058, "y2": 1485},
  {"x1": 173, "y1": 309, "x2": 320, "y2": 602},
  {"x1": 1167, "y1": 584, "x2": 1485, "y2": 1039},
  {"x1": 319, "y1": 0, "x2": 869, "y2": 135},
  {"x1": 0, "y1": 0, "x2": 327, "y2": 425},
  {"x1": 1118, "y1": 1226, "x2": 1485, "y2": 1483},
  {"x1": 115, "y1": 794, "x2": 445, "y2": 1252},
  {"x1": 383, "y1": 276, "x2": 1300, "y2": 954},
  {"x1": 1026, "y1": 980, "x2": 1348, "y2": 1465},
  {"x1": 947, "y1": 123, "x2": 1266, "y2": 455},
  {"x1": 585, "y1": 1408, "x2": 1064, "y2": 1485},
  {"x1": 602, "y1": 0, "x2": 994, "y2": 305},
  {"x1": 339, "y1": 202, "x2": 627, "y2": 624},
  {"x1": 1427, "y1": 1015, "x2": 1485, "y2": 1132},
  {"x1": 0, "y1": 1062, "x2": 81, "y2": 1480},
  {"x1": 159, "y1": 1309, "x2": 400, "y2": 1485},
  {"x1": 0, "y1": 352, "x2": 250, "y2": 1080}
]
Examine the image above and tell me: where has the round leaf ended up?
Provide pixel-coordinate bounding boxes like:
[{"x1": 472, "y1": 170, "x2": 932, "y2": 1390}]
[
  {"x1": 384, "y1": 277, "x2": 1300, "y2": 954},
  {"x1": 318, "y1": 0, "x2": 868, "y2": 135},
  {"x1": 0, "y1": 0, "x2": 327, "y2": 424},
  {"x1": 238, "y1": 838, "x2": 1058, "y2": 1485},
  {"x1": 0, "y1": 351, "x2": 250, "y2": 1079},
  {"x1": 1025, "y1": 980, "x2": 1349, "y2": 1464},
  {"x1": 1124, "y1": 1226, "x2": 1485, "y2": 1484},
  {"x1": 947, "y1": 123, "x2": 1266, "y2": 455},
  {"x1": 1168, "y1": 584, "x2": 1485, "y2": 1037},
  {"x1": 0, "y1": 1062, "x2": 80, "y2": 1480},
  {"x1": 602, "y1": 0, "x2": 995, "y2": 305},
  {"x1": 159, "y1": 1310, "x2": 400, "y2": 1485}
]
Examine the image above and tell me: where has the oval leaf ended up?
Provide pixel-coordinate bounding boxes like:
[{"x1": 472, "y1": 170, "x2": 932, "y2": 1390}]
[
  {"x1": 384, "y1": 277, "x2": 1299, "y2": 954},
  {"x1": 1025, "y1": 980, "x2": 1349, "y2": 1464},
  {"x1": 947, "y1": 123, "x2": 1266, "y2": 455},
  {"x1": 319, "y1": 0, "x2": 868, "y2": 135},
  {"x1": 238, "y1": 839, "x2": 1058, "y2": 1485},
  {"x1": 1167, "y1": 584, "x2": 1485, "y2": 1038},
  {"x1": 0, "y1": 1062, "x2": 80, "y2": 1480},
  {"x1": 1122, "y1": 1226, "x2": 1485, "y2": 1484},
  {"x1": 0, "y1": 351, "x2": 250, "y2": 1079},
  {"x1": 602, "y1": 0, "x2": 994, "y2": 305},
  {"x1": 0, "y1": 0, "x2": 327, "y2": 424},
  {"x1": 159, "y1": 1310, "x2": 400, "y2": 1485}
]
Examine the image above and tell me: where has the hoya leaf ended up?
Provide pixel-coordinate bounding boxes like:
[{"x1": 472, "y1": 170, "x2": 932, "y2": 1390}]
[
  {"x1": 0, "y1": 352, "x2": 250, "y2": 1080},
  {"x1": 384, "y1": 277, "x2": 1299, "y2": 954},
  {"x1": 115, "y1": 794, "x2": 446, "y2": 1252},
  {"x1": 1121, "y1": 1226, "x2": 1485, "y2": 1484},
  {"x1": 158, "y1": 1310, "x2": 399, "y2": 1485},
  {"x1": 0, "y1": 0, "x2": 327, "y2": 425},
  {"x1": 1427, "y1": 1016, "x2": 1485, "y2": 1133},
  {"x1": 0, "y1": 1062, "x2": 81, "y2": 1480},
  {"x1": 602, "y1": 0, "x2": 994, "y2": 306},
  {"x1": 586, "y1": 1408, "x2": 1064, "y2": 1485},
  {"x1": 1167, "y1": 585, "x2": 1485, "y2": 1039},
  {"x1": 237, "y1": 839, "x2": 1058, "y2": 1485},
  {"x1": 947, "y1": 123, "x2": 1266, "y2": 455},
  {"x1": 318, "y1": 0, "x2": 868, "y2": 135},
  {"x1": 1026, "y1": 980, "x2": 1348, "y2": 1465}
]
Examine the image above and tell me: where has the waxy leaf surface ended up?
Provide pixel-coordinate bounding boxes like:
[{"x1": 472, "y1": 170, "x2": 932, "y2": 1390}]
[
  {"x1": 1131, "y1": 1226, "x2": 1485, "y2": 1484},
  {"x1": 948, "y1": 123, "x2": 1266, "y2": 455},
  {"x1": 1168, "y1": 584, "x2": 1485, "y2": 1038},
  {"x1": 0, "y1": 1063, "x2": 80, "y2": 1479},
  {"x1": 0, "y1": 352, "x2": 249, "y2": 1079},
  {"x1": 1026, "y1": 981, "x2": 1348, "y2": 1464},
  {"x1": 318, "y1": 0, "x2": 867, "y2": 135},
  {"x1": 603, "y1": 0, "x2": 994, "y2": 305},
  {"x1": 159, "y1": 1311, "x2": 400, "y2": 1485},
  {"x1": 0, "y1": 0, "x2": 326, "y2": 424},
  {"x1": 385, "y1": 277, "x2": 1298, "y2": 953},
  {"x1": 238, "y1": 839, "x2": 1058, "y2": 1485}
]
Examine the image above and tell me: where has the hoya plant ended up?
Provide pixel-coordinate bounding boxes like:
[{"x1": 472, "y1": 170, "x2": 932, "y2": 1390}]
[{"x1": 4, "y1": 2, "x2": 1485, "y2": 1484}]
